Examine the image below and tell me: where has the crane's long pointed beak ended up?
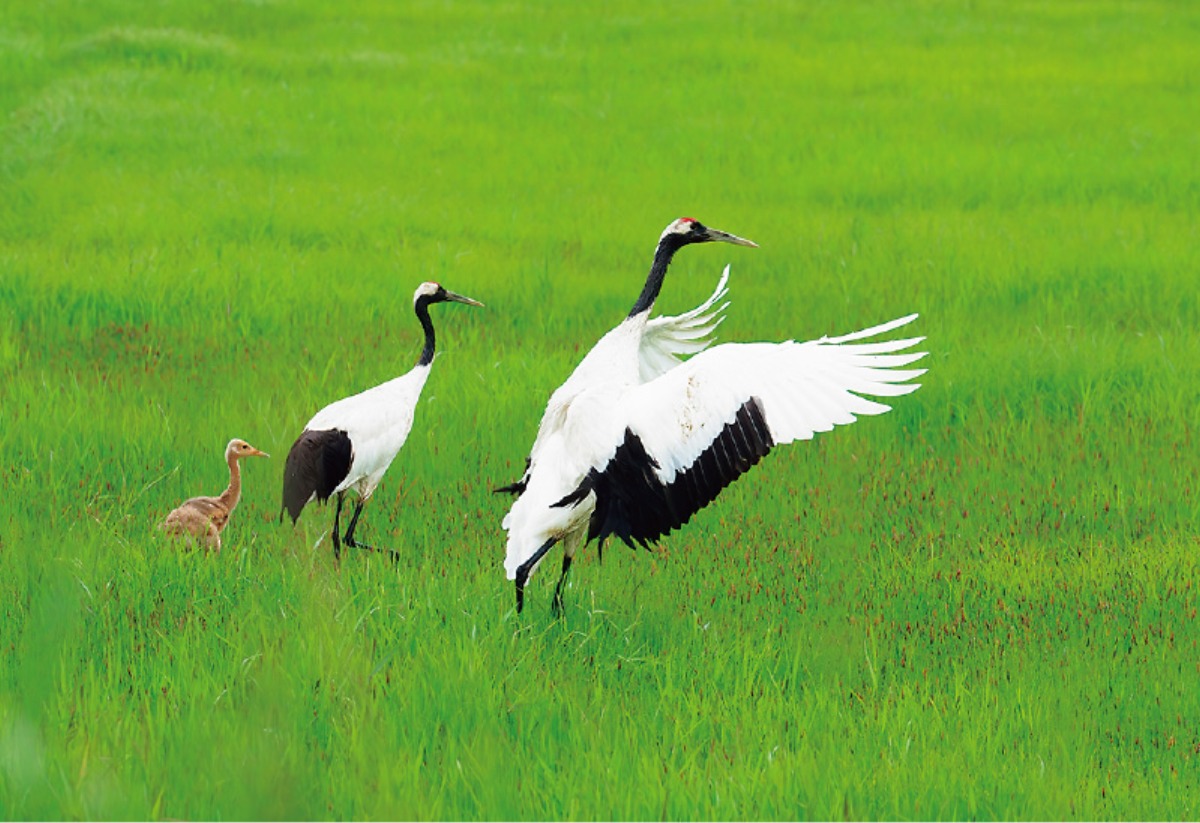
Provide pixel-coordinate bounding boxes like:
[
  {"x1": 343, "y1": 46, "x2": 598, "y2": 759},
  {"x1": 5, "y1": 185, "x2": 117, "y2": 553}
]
[
  {"x1": 253, "y1": 449, "x2": 270, "y2": 458},
  {"x1": 706, "y1": 228, "x2": 758, "y2": 248},
  {"x1": 446, "y1": 290, "x2": 484, "y2": 307}
]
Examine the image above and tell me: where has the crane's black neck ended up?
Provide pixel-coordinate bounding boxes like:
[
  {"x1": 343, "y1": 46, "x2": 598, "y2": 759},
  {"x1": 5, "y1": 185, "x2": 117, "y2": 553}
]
[
  {"x1": 415, "y1": 296, "x2": 437, "y2": 367},
  {"x1": 628, "y1": 233, "x2": 691, "y2": 318}
]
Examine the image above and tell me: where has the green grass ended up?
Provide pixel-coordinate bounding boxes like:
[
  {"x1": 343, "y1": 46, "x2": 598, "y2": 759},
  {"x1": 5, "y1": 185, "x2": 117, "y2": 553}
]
[{"x1": 3, "y1": 0, "x2": 1200, "y2": 818}]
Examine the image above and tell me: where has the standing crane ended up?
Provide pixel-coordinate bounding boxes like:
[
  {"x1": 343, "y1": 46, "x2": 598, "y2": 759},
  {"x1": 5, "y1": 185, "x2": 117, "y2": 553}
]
[
  {"x1": 161, "y1": 438, "x2": 269, "y2": 551},
  {"x1": 497, "y1": 217, "x2": 926, "y2": 613},
  {"x1": 281, "y1": 281, "x2": 483, "y2": 560}
]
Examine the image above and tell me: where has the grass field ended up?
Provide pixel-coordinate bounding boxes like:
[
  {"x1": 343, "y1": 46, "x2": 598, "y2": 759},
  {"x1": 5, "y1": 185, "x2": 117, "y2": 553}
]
[{"x1": 3, "y1": 0, "x2": 1200, "y2": 818}]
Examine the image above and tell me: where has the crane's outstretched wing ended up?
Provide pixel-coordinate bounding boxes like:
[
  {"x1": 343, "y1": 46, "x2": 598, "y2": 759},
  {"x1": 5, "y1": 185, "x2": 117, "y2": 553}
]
[
  {"x1": 638, "y1": 265, "x2": 730, "y2": 384},
  {"x1": 556, "y1": 314, "x2": 926, "y2": 550}
]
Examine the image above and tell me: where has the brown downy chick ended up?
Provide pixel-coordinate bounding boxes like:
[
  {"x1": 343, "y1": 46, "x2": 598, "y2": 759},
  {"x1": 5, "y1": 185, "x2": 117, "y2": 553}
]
[{"x1": 162, "y1": 438, "x2": 269, "y2": 551}]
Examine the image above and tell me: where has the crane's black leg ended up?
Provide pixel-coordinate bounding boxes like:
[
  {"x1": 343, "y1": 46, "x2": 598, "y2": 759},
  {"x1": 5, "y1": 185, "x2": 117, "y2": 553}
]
[
  {"x1": 551, "y1": 555, "x2": 573, "y2": 617},
  {"x1": 342, "y1": 499, "x2": 367, "y2": 549},
  {"x1": 514, "y1": 537, "x2": 558, "y2": 614},
  {"x1": 342, "y1": 499, "x2": 401, "y2": 563},
  {"x1": 331, "y1": 493, "x2": 344, "y2": 562}
]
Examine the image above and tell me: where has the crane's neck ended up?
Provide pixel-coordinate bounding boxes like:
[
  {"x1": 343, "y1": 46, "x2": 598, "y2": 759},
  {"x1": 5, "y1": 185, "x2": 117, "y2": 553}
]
[
  {"x1": 218, "y1": 452, "x2": 242, "y2": 512},
  {"x1": 628, "y1": 234, "x2": 689, "y2": 318},
  {"x1": 415, "y1": 295, "x2": 436, "y2": 366}
]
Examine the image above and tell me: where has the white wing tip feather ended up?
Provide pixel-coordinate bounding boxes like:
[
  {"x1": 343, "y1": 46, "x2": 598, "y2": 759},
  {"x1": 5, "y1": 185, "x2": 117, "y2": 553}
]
[{"x1": 821, "y1": 312, "x2": 921, "y2": 346}]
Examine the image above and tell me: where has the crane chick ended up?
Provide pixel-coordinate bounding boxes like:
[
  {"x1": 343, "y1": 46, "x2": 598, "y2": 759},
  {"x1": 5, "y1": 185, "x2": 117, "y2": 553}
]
[{"x1": 161, "y1": 438, "x2": 270, "y2": 551}]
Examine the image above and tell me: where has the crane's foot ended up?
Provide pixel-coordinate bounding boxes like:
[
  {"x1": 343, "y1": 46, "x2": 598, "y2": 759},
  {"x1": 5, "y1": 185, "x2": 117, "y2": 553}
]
[{"x1": 343, "y1": 536, "x2": 401, "y2": 564}]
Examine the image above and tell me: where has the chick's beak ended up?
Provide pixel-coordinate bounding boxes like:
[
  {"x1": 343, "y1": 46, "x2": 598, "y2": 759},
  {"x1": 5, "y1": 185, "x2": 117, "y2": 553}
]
[
  {"x1": 705, "y1": 227, "x2": 758, "y2": 248},
  {"x1": 251, "y1": 447, "x2": 270, "y2": 458},
  {"x1": 446, "y1": 290, "x2": 484, "y2": 307}
]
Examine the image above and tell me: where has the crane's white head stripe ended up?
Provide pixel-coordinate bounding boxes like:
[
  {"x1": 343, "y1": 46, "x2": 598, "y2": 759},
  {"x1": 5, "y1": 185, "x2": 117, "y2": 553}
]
[
  {"x1": 414, "y1": 281, "x2": 442, "y2": 302},
  {"x1": 660, "y1": 217, "x2": 699, "y2": 240}
]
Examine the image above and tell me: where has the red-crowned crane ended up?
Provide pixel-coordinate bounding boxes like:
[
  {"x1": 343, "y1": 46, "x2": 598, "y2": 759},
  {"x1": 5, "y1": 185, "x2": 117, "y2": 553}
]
[
  {"x1": 161, "y1": 438, "x2": 269, "y2": 551},
  {"x1": 281, "y1": 281, "x2": 483, "y2": 560},
  {"x1": 497, "y1": 217, "x2": 926, "y2": 613}
]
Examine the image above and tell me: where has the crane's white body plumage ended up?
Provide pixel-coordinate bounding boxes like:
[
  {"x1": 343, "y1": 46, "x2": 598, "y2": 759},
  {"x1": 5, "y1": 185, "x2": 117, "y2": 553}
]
[{"x1": 304, "y1": 364, "x2": 431, "y2": 501}]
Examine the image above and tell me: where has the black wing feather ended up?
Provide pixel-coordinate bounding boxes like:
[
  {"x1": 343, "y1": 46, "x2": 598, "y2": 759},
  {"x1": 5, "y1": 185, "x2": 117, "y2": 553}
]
[
  {"x1": 493, "y1": 457, "x2": 532, "y2": 496},
  {"x1": 554, "y1": 397, "x2": 775, "y2": 551},
  {"x1": 280, "y1": 428, "x2": 353, "y2": 523}
]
